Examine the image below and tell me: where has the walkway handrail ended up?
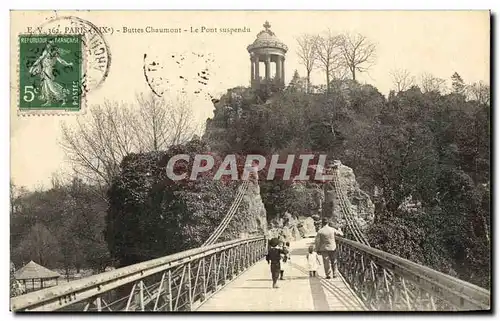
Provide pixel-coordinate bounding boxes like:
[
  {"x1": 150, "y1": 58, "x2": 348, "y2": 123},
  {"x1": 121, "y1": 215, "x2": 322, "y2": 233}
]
[
  {"x1": 11, "y1": 236, "x2": 267, "y2": 312},
  {"x1": 336, "y1": 236, "x2": 490, "y2": 311}
]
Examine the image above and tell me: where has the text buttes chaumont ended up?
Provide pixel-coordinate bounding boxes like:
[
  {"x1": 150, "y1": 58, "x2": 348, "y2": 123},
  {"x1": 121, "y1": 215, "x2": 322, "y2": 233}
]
[{"x1": 121, "y1": 26, "x2": 251, "y2": 34}]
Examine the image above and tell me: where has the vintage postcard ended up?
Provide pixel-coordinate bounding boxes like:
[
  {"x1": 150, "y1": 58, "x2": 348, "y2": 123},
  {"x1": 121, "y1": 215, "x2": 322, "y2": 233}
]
[{"x1": 10, "y1": 10, "x2": 491, "y2": 312}]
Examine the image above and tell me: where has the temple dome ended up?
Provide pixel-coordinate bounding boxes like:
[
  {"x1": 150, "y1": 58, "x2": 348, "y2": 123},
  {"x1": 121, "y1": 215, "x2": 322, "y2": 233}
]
[{"x1": 247, "y1": 21, "x2": 288, "y2": 53}]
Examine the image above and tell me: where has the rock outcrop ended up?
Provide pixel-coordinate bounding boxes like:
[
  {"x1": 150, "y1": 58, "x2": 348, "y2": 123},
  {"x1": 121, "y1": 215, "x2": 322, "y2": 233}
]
[
  {"x1": 283, "y1": 162, "x2": 375, "y2": 232},
  {"x1": 301, "y1": 217, "x2": 316, "y2": 235},
  {"x1": 336, "y1": 162, "x2": 375, "y2": 229},
  {"x1": 203, "y1": 87, "x2": 256, "y2": 152},
  {"x1": 262, "y1": 162, "x2": 374, "y2": 242},
  {"x1": 229, "y1": 178, "x2": 268, "y2": 239},
  {"x1": 243, "y1": 179, "x2": 268, "y2": 235},
  {"x1": 266, "y1": 214, "x2": 317, "y2": 242}
]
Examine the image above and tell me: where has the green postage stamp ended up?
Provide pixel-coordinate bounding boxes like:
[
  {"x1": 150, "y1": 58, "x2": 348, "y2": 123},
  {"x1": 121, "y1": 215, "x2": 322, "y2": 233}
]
[{"x1": 18, "y1": 34, "x2": 85, "y2": 115}]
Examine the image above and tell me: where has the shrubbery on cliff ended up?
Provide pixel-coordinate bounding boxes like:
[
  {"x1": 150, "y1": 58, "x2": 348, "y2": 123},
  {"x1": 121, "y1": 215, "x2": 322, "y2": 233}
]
[
  {"x1": 204, "y1": 80, "x2": 490, "y2": 288},
  {"x1": 105, "y1": 138, "x2": 241, "y2": 267}
]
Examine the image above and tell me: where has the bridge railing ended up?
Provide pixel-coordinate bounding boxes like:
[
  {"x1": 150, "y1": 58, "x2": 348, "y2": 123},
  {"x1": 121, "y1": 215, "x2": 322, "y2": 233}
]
[
  {"x1": 11, "y1": 236, "x2": 267, "y2": 312},
  {"x1": 336, "y1": 236, "x2": 490, "y2": 311}
]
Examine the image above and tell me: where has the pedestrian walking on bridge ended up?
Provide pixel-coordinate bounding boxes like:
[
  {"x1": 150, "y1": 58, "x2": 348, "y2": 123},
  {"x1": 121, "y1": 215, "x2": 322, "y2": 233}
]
[
  {"x1": 314, "y1": 218, "x2": 344, "y2": 279},
  {"x1": 266, "y1": 238, "x2": 288, "y2": 288}
]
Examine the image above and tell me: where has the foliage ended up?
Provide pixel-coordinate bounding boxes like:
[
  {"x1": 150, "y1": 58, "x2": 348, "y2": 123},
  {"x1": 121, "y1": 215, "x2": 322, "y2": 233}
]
[
  {"x1": 10, "y1": 262, "x2": 23, "y2": 297},
  {"x1": 260, "y1": 182, "x2": 319, "y2": 220},
  {"x1": 105, "y1": 138, "x2": 242, "y2": 267},
  {"x1": 60, "y1": 94, "x2": 201, "y2": 201},
  {"x1": 10, "y1": 180, "x2": 110, "y2": 273},
  {"x1": 205, "y1": 75, "x2": 490, "y2": 288},
  {"x1": 12, "y1": 62, "x2": 489, "y2": 292},
  {"x1": 451, "y1": 72, "x2": 466, "y2": 94},
  {"x1": 14, "y1": 223, "x2": 62, "y2": 268}
]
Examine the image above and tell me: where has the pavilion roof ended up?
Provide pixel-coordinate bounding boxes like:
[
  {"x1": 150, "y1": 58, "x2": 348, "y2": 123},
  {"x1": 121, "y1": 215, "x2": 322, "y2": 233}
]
[{"x1": 14, "y1": 261, "x2": 61, "y2": 280}]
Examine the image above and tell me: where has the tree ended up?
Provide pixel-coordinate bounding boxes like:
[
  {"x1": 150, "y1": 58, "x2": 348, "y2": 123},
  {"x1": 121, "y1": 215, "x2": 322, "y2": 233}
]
[
  {"x1": 339, "y1": 32, "x2": 377, "y2": 81},
  {"x1": 66, "y1": 178, "x2": 111, "y2": 272},
  {"x1": 10, "y1": 176, "x2": 112, "y2": 274},
  {"x1": 10, "y1": 181, "x2": 19, "y2": 214},
  {"x1": 10, "y1": 262, "x2": 24, "y2": 297},
  {"x1": 313, "y1": 31, "x2": 344, "y2": 93},
  {"x1": 105, "y1": 138, "x2": 241, "y2": 267},
  {"x1": 202, "y1": 77, "x2": 490, "y2": 287},
  {"x1": 14, "y1": 223, "x2": 62, "y2": 268},
  {"x1": 390, "y1": 69, "x2": 416, "y2": 92},
  {"x1": 296, "y1": 34, "x2": 317, "y2": 93},
  {"x1": 419, "y1": 72, "x2": 447, "y2": 93},
  {"x1": 60, "y1": 101, "x2": 138, "y2": 200},
  {"x1": 451, "y1": 72, "x2": 466, "y2": 94},
  {"x1": 133, "y1": 93, "x2": 200, "y2": 151},
  {"x1": 60, "y1": 93, "x2": 201, "y2": 201},
  {"x1": 288, "y1": 70, "x2": 307, "y2": 92},
  {"x1": 466, "y1": 81, "x2": 490, "y2": 105}
]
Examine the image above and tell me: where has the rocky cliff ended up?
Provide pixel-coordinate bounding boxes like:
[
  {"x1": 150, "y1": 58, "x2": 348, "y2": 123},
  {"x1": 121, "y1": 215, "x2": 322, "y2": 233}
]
[
  {"x1": 335, "y1": 162, "x2": 375, "y2": 229},
  {"x1": 226, "y1": 178, "x2": 268, "y2": 239},
  {"x1": 223, "y1": 162, "x2": 374, "y2": 243},
  {"x1": 267, "y1": 216, "x2": 317, "y2": 242},
  {"x1": 272, "y1": 162, "x2": 374, "y2": 240}
]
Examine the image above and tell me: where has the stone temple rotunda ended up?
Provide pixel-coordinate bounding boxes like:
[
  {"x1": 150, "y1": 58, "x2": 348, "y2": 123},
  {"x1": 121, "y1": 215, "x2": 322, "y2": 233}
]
[{"x1": 247, "y1": 21, "x2": 288, "y2": 92}]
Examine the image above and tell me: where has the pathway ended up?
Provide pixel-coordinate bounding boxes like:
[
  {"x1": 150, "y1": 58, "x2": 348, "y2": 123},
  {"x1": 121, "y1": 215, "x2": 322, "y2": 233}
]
[{"x1": 197, "y1": 236, "x2": 366, "y2": 311}]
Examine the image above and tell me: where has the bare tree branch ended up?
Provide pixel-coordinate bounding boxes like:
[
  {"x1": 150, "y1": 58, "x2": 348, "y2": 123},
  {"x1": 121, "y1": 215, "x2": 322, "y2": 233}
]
[
  {"x1": 60, "y1": 93, "x2": 201, "y2": 199},
  {"x1": 340, "y1": 32, "x2": 377, "y2": 81},
  {"x1": 296, "y1": 34, "x2": 318, "y2": 93},
  {"x1": 466, "y1": 81, "x2": 490, "y2": 105},
  {"x1": 313, "y1": 30, "x2": 344, "y2": 93},
  {"x1": 390, "y1": 69, "x2": 416, "y2": 92},
  {"x1": 419, "y1": 72, "x2": 447, "y2": 93}
]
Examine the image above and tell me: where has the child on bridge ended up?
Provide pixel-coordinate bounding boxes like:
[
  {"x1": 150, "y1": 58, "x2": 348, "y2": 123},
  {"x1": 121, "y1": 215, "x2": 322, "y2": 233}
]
[
  {"x1": 306, "y1": 245, "x2": 321, "y2": 277},
  {"x1": 266, "y1": 238, "x2": 288, "y2": 288},
  {"x1": 280, "y1": 241, "x2": 291, "y2": 280}
]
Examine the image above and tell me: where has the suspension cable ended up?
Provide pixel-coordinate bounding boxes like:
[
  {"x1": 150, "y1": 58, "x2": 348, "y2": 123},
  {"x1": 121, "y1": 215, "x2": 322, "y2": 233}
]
[
  {"x1": 333, "y1": 168, "x2": 416, "y2": 302},
  {"x1": 203, "y1": 180, "x2": 250, "y2": 246},
  {"x1": 332, "y1": 169, "x2": 370, "y2": 246}
]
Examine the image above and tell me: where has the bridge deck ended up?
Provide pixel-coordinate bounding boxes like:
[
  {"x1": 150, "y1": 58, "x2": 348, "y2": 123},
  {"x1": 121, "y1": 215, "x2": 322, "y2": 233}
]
[{"x1": 197, "y1": 236, "x2": 366, "y2": 311}]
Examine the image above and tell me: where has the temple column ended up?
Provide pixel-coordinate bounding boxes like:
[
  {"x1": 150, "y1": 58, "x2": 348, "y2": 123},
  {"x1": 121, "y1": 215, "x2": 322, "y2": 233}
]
[
  {"x1": 251, "y1": 58, "x2": 255, "y2": 81},
  {"x1": 275, "y1": 55, "x2": 281, "y2": 85},
  {"x1": 265, "y1": 55, "x2": 271, "y2": 81},
  {"x1": 281, "y1": 56, "x2": 285, "y2": 85},
  {"x1": 254, "y1": 57, "x2": 260, "y2": 84}
]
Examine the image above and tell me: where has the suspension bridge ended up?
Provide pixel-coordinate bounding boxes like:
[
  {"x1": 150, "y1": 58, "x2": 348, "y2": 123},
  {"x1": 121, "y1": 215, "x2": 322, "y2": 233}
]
[{"x1": 10, "y1": 168, "x2": 490, "y2": 312}]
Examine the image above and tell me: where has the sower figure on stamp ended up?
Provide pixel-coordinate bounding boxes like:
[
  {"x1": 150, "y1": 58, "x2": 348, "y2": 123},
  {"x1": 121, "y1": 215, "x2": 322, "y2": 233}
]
[
  {"x1": 29, "y1": 40, "x2": 73, "y2": 106},
  {"x1": 315, "y1": 218, "x2": 343, "y2": 279}
]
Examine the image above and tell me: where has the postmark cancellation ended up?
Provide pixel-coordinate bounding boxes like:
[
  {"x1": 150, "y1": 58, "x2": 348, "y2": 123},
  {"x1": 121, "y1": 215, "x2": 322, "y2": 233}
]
[{"x1": 17, "y1": 34, "x2": 86, "y2": 116}]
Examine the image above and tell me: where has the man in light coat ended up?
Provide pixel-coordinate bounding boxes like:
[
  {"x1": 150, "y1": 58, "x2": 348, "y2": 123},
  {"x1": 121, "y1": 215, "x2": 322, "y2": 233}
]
[{"x1": 314, "y1": 218, "x2": 344, "y2": 279}]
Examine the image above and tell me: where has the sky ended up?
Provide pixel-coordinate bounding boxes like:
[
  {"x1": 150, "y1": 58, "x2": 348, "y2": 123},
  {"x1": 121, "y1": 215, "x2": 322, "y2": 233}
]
[{"x1": 10, "y1": 10, "x2": 490, "y2": 190}]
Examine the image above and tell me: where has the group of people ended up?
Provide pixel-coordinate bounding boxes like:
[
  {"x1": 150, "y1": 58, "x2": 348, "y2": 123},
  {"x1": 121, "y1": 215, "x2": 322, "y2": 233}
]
[
  {"x1": 266, "y1": 218, "x2": 344, "y2": 288},
  {"x1": 265, "y1": 240, "x2": 291, "y2": 288}
]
